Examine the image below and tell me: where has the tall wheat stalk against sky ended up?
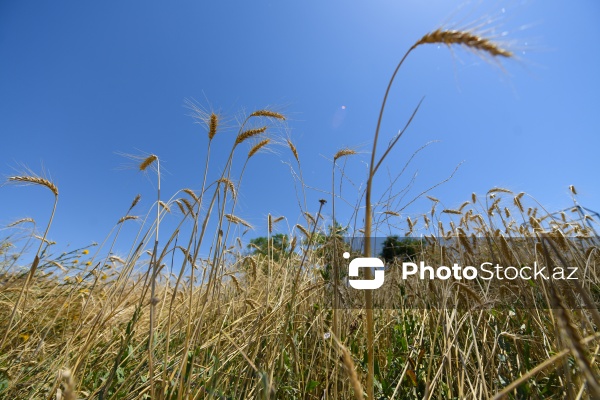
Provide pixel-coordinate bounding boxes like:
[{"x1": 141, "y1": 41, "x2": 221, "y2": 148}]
[
  {"x1": 363, "y1": 28, "x2": 512, "y2": 400},
  {"x1": 1, "y1": 174, "x2": 59, "y2": 349}
]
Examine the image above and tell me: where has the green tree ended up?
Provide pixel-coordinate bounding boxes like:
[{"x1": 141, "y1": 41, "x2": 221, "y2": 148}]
[
  {"x1": 247, "y1": 233, "x2": 291, "y2": 262},
  {"x1": 379, "y1": 236, "x2": 420, "y2": 264}
]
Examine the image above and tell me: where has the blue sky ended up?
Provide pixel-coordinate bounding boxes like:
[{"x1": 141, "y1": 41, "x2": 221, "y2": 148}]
[{"x1": 1, "y1": 0, "x2": 599, "y2": 252}]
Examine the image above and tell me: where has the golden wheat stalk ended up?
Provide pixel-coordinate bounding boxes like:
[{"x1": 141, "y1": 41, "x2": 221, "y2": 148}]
[
  {"x1": 7, "y1": 217, "x2": 35, "y2": 227},
  {"x1": 287, "y1": 139, "x2": 299, "y2": 162},
  {"x1": 248, "y1": 139, "x2": 270, "y2": 159},
  {"x1": 130, "y1": 194, "x2": 141, "y2": 210},
  {"x1": 108, "y1": 255, "x2": 125, "y2": 264},
  {"x1": 8, "y1": 175, "x2": 59, "y2": 196},
  {"x1": 249, "y1": 110, "x2": 286, "y2": 120},
  {"x1": 118, "y1": 215, "x2": 139, "y2": 224},
  {"x1": 159, "y1": 200, "x2": 170, "y2": 213},
  {"x1": 182, "y1": 188, "x2": 200, "y2": 204},
  {"x1": 217, "y1": 177, "x2": 236, "y2": 199},
  {"x1": 295, "y1": 224, "x2": 310, "y2": 238},
  {"x1": 208, "y1": 113, "x2": 218, "y2": 140},
  {"x1": 1, "y1": 171, "x2": 59, "y2": 349},
  {"x1": 235, "y1": 126, "x2": 267, "y2": 145},
  {"x1": 303, "y1": 212, "x2": 316, "y2": 226},
  {"x1": 180, "y1": 198, "x2": 196, "y2": 217},
  {"x1": 413, "y1": 29, "x2": 512, "y2": 57},
  {"x1": 487, "y1": 187, "x2": 513, "y2": 194},
  {"x1": 174, "y1": 200, "x2": 186, "y2": 215},
  {"x1": 569, "y1": 184, "x2": 577, "y2": 195},
  {"x1": 442, "y1": 209, "x2": 462, "y2": 215},
  {"x1": 458, "y1": 201, "x2": 470, "y2": 212},
  {"x1": 514, "y1": 192, "x2": 525, "y2": 212},
  {"x1": 225, "y1": 214, "x2": 253, "y2": 229},
  {"x1": 334, "y1": 148, "x2": 357, "y2": 161},
  {"x1": 139, "y1": 154, "x2": 158, "y2": 171},
  {"x1": 34, "y1": 235, "x2": 55, "y2": 245}
]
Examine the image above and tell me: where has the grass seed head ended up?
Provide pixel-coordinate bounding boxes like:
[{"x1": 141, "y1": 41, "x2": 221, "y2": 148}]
[
  {"x1": 159, "y1": 200, "x2": 171, "y2": 213},
  {"x1": 250, "y1": 110, "x2": 286, "y2": 120},
  {"x1": 488, "y1": 187, "x2": 513, "y2": 195},
  {"x1": 118, "y1": 215, "x2": 139, "y2": 224},
  {"x1": 442, "y1": 209, "x2": 462, "y2": 215},
  {"x1": 217, "y1": 178, "x2": 236, "y2": 199},
  {"x1": 287, "y1": 139, "x2": 299, "y2": 162},
  {"x1": 225, "y1": 214, "x2": 253, "y2": 229},
  {"x1": 130, "y1": 194, "x2": 141, "y2": 210},
  {"x1": 303, "y1": 212, "x2": 316, "y2": 226},
  {"x1": 414, "y1": 29, "x2": 513, "y2": 58},
  {"x1": 182, "y1": 188, "x2": 200, "y2": 204},
  {"x1": 8, "y1": 218, "x2": 35, "y2": 227},
  {"x1": 8, "y1": 175, "x2": 59, "y2": 197},
  {"x1": 139, "y1": 154, "x2": 158, "y2": 171},
  {"x1": 209, "y1": 113, "x2": 218, "y2": 140},
  {"x1": 236, "y1": 126, "x2": 267, "y2": 145},
  {"x1": 295, "y1": 224, "x2": 310, "y2": 238},
  {"x1": 333, "y1": 148, "x2": 357, "y2": 161},
  {"x1": 248, "y1": 139, "x2": 271, "y2": 159},
  {"x1": 181, "y1": 198, "x2": 196, "y2": 217}
]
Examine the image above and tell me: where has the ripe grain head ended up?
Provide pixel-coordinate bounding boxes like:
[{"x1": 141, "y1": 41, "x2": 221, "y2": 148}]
[
  {"x1": 8, "y1": 175, "x2": 59, "y2": 197},
  {"x1": 235, "y1": 126, "x2": 267, "y2": 145},
  {"x1": 208, "y1": 113, "x2": 218, "y2": 140},
  {"x1": 333, "y1": 148, "x2": 357, "y2": 161},
  {"x1": 250, "y1": 110, "x2": 286, "y2": 120},
  {"x1": 225, "y1": 214, "x2": 253, "y2": 230},
  {"x1": 248, "y1": 139, "x2": 271, "y2": 159},
  {"x1": 414, "y1": 28, "x2": 512, "y2": 58},
  {"x1": 287, "y1": 139, "x2": 299, "y2": 162},
  {"x1": 139, "y1": 154, "x2": 158, "y2": 172}
]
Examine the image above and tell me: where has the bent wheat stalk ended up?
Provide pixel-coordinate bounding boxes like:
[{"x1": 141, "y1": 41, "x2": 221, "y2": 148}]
[
  {"x1": 363, "y1": 28, "x2": 512, "y2": 399},
  {"x1": 1, "y1": 174, "x2": 59, "y2": 349},
  {"x1": 138, "y1": 154, "x2": 160, "y2": 400}
]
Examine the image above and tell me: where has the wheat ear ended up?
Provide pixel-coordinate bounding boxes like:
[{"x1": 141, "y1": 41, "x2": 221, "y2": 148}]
[
  {"x1": 364, "y1": 27, "x2": 511, "y2": 400},
  {"x1": 248, "y1": 139, "x2": 270, "y2": 159},
  {"x1": 413, "y1": 29, "x2": 512, "y2": 57},
  {"x1": 249, "y1": 110, "x2": 286, "y2": 120},
  {"x1": 1, "y1": 173, "x2": 59, "y2": 349},
  {"x1": 235, "y1": 126, "x2": 267, "y2": 145},
  {"x1": 8, "y1": 175, "x2": 59, "y2": 196}
]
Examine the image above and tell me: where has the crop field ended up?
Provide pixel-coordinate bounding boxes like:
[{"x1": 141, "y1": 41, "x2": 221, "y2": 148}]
[{"x1": 2, "y1": 9, "x2": 600, "y2": 400}]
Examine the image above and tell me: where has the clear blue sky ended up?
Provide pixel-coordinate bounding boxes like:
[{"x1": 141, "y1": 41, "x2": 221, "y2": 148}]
[{"x1": 1, "y1": 0, "x2": 599, "y2": 251}]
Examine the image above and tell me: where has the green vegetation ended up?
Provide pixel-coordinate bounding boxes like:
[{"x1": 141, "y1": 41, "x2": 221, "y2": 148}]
[{"x1": 379, "y1": 236, "x2": 421, "y2": 264}]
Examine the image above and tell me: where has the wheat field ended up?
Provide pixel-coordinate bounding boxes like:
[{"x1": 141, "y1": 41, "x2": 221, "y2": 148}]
[{"x1": 1, "y1": 27, "x2": 600, "y2": 400}]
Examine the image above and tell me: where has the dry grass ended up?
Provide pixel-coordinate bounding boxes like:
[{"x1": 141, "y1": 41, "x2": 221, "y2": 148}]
[{"x1": 1, "y1": 186, "x2": 599, "y2": 399}]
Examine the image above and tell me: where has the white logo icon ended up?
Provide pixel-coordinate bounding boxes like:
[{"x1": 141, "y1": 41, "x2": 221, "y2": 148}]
[{"x1": 346, "y1": 254, "x2": 385, "y2": 290}]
